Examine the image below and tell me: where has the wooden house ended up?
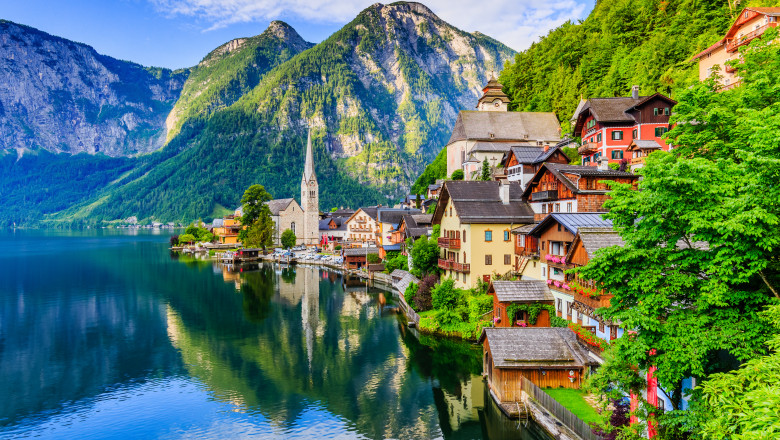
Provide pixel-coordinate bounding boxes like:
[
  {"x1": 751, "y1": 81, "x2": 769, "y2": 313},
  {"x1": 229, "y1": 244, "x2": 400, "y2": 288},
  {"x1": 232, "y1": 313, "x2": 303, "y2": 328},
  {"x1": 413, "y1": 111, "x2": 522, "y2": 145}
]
[
  {"x1": 343, "y1": 247, "x2": 379, "y2": 270},
  {"x1": 522, "y1": 162, "x2": 638, "y2": 221},
  {"x1": 626, "y1": 139, "x2": 662, "y2": 172},
  {"x1": 500, "y1": 141, "x2": 572, "y2": 190},
  {"x1": 487, "y1": 281, "x2": 554, "y2": 328},
  {"x1": 511, "y1": 223, "x2": 541, "y2": 280},
  {"x1": 480, "y1": 328, "x2": 593, "y2": 401}
]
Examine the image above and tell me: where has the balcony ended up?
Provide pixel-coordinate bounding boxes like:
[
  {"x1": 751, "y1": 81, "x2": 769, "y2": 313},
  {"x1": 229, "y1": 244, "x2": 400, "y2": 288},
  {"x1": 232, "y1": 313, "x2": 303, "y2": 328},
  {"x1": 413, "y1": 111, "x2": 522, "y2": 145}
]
[
  {"x1": 574, "y1": 291, "x2": 613, "y2": 310},
  {"x1": 438, "y1": 258, "x2": 470, "y2": 273},
  {"x1": 727, "y1": 23, "x2": 777, "y2": 52},
  {"x1": 630, "y1": 156, "x2": 646, "y2": 166},
  {"x1": 437, "y1": 237, "x2": 461, "y2": 249},
  {"x1": 578, "y1": 142, "x2": 598, "y2": 155},
  {"x1": 531, "y1": 189, "x2": 558, "y2": 202}
]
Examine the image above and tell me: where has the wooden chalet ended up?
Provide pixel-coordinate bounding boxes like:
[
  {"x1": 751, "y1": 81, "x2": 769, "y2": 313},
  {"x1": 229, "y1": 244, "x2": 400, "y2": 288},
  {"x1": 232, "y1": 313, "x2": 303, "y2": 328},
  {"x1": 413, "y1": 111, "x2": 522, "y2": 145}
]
[
  {"x1": 500, "y1": 140, "x2": 572, "y2": 190},
  {"x1": 487, "y1": 281, "x2": 554, "y2": 327},
  {"x1": 626, "y1": 139, "x2": 662, "y2": 172},
  {"x1": 522, "y1": 162, "x2": 638, "y2": 221},
  {"x1": 480, "y1": 328, "x2": 593, "y2": 400},
  {"x1": 343, "y1": 247, "x2": 379, "y2": 270},
  {"x1": 511, "y1": 223, "x2": 540, "y2": 279}
]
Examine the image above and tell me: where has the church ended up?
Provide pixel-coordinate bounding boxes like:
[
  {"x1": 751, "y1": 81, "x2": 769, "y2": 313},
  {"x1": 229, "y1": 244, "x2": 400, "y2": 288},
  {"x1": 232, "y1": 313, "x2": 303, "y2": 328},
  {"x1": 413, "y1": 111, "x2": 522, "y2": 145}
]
[{"x1": 266, "y1": 131, "x2": 320, "y2": 247}]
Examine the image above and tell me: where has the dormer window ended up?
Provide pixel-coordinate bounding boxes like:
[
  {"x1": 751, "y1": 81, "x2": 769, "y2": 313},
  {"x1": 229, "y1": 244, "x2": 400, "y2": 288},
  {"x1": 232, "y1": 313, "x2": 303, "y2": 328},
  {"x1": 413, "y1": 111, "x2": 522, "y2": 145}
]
[{"x1": 489, "y1": 133, "x2": 495, "y2": 138}]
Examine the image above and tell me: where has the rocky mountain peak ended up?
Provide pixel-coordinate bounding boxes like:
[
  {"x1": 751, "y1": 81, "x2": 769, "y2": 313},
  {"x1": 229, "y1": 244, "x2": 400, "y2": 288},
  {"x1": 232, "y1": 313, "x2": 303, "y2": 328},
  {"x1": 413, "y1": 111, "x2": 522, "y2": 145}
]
[{"x1": 263, "y1": 20, "x2": 311, "y2": 52}]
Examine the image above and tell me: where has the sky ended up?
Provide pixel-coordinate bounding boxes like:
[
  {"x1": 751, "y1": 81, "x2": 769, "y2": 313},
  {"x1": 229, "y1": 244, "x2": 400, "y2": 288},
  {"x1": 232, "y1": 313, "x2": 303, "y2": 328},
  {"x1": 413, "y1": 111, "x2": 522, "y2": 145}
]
[{"x1": 2, "y1": 0, "x2": 594, "y2": 70}]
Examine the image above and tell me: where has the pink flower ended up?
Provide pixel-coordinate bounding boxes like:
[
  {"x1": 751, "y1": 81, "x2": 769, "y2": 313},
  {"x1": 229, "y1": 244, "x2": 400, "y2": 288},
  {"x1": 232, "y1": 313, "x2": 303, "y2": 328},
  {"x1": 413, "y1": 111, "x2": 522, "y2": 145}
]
[
  {"x1": 553, "y1": 280, "x2": 561, "y2": 288},
  {"x1": 561, "y1": 257, "x2": 566, "y2": 265},
  {"x1": 546, "y1": 279, "x2": 553, "y2": 285},
  {"x1": 563, "y1": 284, "x2": 571, "y2": 290}
]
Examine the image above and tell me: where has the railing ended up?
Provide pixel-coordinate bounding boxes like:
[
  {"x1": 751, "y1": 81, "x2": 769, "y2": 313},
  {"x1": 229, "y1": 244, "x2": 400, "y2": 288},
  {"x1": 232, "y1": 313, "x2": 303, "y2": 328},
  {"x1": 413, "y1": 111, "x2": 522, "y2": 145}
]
[
  {"x1": 437, "y1": 259, "x2": 470, "y2": 272},
  {"x1": 727, "y1": 23, "x2": 777, "y2": 52},
  {"x1": 520, "y1": 376, "x2": 599, "y2": 440},
  {"x1": 630, "y1": 156, "x2": 646, "y2": 166},
  {"x1": 574, "y1": 291, "x2": 613, "y2": 310},
  {"x1": 437, "y1": 237, "x2": 461, "y2": 249},
  {"x1": 531, "y1": 189, "x2": 558, "y2": 202},
  {"x1": 578, "y1": 142, "x2": 598, "y2": 155}
]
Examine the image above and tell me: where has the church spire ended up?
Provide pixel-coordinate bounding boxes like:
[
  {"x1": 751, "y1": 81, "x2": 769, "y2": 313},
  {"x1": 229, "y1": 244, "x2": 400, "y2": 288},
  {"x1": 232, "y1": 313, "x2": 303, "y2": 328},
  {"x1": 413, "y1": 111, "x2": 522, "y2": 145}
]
[{"x1": 303, "y1": 129, "x2": 316, "y2": 182}]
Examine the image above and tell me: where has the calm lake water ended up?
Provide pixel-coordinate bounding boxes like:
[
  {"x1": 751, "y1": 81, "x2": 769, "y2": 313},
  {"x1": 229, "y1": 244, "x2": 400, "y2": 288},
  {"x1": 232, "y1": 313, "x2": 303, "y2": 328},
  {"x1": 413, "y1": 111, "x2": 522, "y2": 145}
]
[{"x1": 0, "y1": 229, "x2": 552, "y2": 439}]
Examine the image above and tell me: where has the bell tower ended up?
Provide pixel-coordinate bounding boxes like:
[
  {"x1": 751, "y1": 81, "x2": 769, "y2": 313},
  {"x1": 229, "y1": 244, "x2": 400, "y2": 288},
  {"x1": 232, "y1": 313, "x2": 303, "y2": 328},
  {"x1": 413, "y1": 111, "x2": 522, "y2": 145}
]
[{"x1": 300, "y1": 130, "x2": 319, "y2": 246}]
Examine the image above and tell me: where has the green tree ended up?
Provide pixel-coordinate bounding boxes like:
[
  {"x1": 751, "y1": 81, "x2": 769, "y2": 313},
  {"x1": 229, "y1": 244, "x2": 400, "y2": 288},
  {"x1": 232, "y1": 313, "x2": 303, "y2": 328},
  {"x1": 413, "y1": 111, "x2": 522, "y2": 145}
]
[
  {"x1": 178, "y1": 233, "x2": 196, "y2": 244},
  {"x1": 238, "y1": 184, "x2": 275, "y2": 250},
  {"x1": 480, "y1": 158, "x2": 490, "y2": 181},
  {"x1": 410, "y1": 226, "x2": 441, "y2": 278},
  {"x1": 450, "y1": 169, "x2": 464, "y2": 180},
  {"x1": 280, "y1": 228, "x2": 296, "y2": 249}
]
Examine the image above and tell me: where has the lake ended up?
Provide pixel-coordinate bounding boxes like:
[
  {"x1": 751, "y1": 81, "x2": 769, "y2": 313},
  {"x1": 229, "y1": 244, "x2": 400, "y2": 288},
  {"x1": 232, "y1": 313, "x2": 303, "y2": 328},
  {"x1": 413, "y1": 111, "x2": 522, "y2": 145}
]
[{"x1": 0, "y1": 229, "x2": 552, "y2": 439}]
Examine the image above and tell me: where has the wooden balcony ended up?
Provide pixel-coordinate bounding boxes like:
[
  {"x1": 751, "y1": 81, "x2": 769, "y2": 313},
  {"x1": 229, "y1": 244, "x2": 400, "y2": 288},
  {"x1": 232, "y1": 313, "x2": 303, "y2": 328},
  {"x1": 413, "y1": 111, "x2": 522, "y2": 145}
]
[
  {"x1": 438, "y1": 258, "x2": 470, "y2": 273},
  {"x1": 438, "y1": 237, "x2": 461, "y2": 249},
  {"x1": 727, "y1": 23, "x2": 777, "y2": 52},
  {"x1": 531, "y1": 189, "x2": 558, "y2": 202},
  {"x1": 630, "y1": 156, "x2": 646, "y2": 166},
  {"x1": 578, "y1": 142, "x2": 598, "y2": 155},
  {"x1": 573, "y1": 291, "x2": 613, "y2": 310}
]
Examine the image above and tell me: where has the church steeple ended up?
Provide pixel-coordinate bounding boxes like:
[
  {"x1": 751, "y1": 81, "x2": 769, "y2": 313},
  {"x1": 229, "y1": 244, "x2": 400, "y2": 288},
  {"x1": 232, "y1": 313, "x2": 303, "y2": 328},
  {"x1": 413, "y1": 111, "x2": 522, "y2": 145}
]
[
  {"x1": 477, "y1": 73, "x2": 510, "y2": 112},
  {"x1": 302, "y1": 130, "x2": 317, "y2": 183}
]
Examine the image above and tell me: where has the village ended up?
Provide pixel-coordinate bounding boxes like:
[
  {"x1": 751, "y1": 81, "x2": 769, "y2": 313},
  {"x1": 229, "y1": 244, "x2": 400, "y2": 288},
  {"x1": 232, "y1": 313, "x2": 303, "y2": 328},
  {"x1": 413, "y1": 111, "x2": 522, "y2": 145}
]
[{"x1": 169, "y1": 8, "x2": 778, "y2": 440}]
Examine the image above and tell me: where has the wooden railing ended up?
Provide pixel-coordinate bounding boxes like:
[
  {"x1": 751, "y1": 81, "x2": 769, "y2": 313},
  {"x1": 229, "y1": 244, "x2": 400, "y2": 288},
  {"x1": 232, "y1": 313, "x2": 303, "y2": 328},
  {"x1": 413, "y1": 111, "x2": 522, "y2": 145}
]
[
  {"x1": 573, "y1": 291, "x2": 613, "y2": 310},
  {"x1": 437, "y1": 259, "x2": 470, "y2": 273},
  {"x1": 630, "y1": 156, "x2": 646, "y2": 166},
  {"x1": 437, "y1": 237, "x2": 461, "y2": 249},
  {"x1": 727, "y1": 23, "x2": 777, "y2": 52},
  {"x1": 578, "y1": 142, "x2": 598, "y2": 155}
]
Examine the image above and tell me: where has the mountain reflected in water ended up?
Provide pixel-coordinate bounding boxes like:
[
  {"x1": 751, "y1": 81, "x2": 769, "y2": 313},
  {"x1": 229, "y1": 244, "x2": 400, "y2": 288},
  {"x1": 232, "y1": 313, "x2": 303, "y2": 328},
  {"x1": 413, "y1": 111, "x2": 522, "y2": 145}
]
[{"x1": 0, "y1": 230, "x2": 551, "y2": 439}]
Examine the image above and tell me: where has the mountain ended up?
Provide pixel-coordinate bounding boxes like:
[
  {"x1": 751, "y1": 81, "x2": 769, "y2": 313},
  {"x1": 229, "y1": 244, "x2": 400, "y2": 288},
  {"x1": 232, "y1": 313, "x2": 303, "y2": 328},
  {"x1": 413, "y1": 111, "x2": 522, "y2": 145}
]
[
  {"x1": 51, "y1": 2, "x2": 516, "y2": 224},
  {"x1": 0, "y1": 20, "x2": 187, "y2": 156}
]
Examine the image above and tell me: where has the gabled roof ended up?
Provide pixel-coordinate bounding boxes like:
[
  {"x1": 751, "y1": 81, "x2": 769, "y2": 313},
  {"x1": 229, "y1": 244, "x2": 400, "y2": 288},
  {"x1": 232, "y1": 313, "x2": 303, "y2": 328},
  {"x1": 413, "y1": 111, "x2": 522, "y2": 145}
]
[
  {"x1": 566, "y1": 227, "x2": 625, "y2": 262},
  {"x1": 627, "y1": 139, "x2": 664, "y2": 151},
  {"x1": 266, "y1": 198, "x2": 296, "y2": 215},
  {"x1": 479, "y1": 328, "x2": 593, "y2": 368},
  {"x1": 522, "y1": 163, "x2": 637, "y2": 199},
  {"x1": 377, "y1": 208, "x2": 421, "y2": 226},
  {"x1": 512, "y1": 223, "x2": 538, "y2": 234},
  {"x1": 346, "y1": 207, "x2": 379, "y2": 223},
  {"x1": 331, "y1": 208, "x2": 356, "y2": 217},
  {"x1": 343, "y1": 247, "x2": 379, "y2": 256},
  {"x1": 528, "y1": 213, "x2": 613, "y2": 237},
  {"x1": 489, "y1": 280, "x2": 554, "y2": 303},
  {"x1": 433, "y1": 181, "x2": 535, "y2": 225},
  {"x1": 447, "y1": 111, "x2": 561, "y2": 145}
]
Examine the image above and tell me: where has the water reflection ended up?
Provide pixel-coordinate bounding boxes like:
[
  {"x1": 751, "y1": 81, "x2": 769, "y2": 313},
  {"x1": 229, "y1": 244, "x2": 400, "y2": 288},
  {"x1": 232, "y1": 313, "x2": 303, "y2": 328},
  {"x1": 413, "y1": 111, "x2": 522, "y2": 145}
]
[{"x1": 0, "y1": 230, "x2": 551, "y2": 439}]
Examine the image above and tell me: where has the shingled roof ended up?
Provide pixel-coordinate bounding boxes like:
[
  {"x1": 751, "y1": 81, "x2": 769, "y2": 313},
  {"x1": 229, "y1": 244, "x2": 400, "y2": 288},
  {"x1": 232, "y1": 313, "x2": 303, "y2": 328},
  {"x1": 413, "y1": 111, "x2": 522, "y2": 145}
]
[
  {"x1": 266, "y1": 198, "x2": 295, "y2": 215},
  {"x1": 528, "y1": 213, "x2": 614, "y2": 237},
  {"x1": 567, "y1": 227, "x2": 625, "y2": 261},
  {"x1": 434, "y1": 181, "x2": 535, "y2": 225},
  {"x1": 489, "y1": 280, "x2": 554, "y2": 303},
  {"x1": 447, "y1": 111, "x2": 561, "y2": 145},
  {"x1": 479, "y1": 328, "x2": 593, "y2": 368},
  {"x1": 343, "y1": 247, "x2": 379, "y2": 256},
  {"x1": 627, "y1": 139, "x2": 663, "y2": 151}
]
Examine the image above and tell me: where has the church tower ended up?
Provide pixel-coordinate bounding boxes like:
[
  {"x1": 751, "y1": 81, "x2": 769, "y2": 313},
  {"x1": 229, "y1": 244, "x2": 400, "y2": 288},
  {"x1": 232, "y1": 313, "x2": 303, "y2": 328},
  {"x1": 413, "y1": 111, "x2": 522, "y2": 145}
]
[
  {"x1": 301, "y1": 130, "x2": 319, "y2": 246},
  {"x1": 476, "y1": 74, "x2": 510, "y2": 112}
]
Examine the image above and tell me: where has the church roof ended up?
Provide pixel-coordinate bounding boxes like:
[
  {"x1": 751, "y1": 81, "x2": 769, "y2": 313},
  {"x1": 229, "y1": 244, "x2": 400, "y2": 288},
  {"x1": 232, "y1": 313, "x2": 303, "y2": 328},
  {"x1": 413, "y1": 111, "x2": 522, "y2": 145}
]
[
  {"x1": 447, "y1": 111, "x2": 561, "y2": 145},
  {"x1": 266, "y1": 198, "x2": 295, "y2": 215},
  {"x1": 302, "y1": 130, "x2": 317, "y2": 182}
]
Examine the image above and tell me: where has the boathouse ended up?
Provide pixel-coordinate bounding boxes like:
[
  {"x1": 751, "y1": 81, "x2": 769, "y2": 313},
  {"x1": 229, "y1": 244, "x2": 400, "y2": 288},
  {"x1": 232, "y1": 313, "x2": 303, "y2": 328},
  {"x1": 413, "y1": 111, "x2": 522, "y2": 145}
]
[
  {"x1": 343, "y1": 247, "x2": 379, "y2": 270},
  {"x1": 487, "y1": 280, "x2": 554, "y2": 328},
  {"x1": 480, "y1": 327, "x2": 593, "y2": 402}
]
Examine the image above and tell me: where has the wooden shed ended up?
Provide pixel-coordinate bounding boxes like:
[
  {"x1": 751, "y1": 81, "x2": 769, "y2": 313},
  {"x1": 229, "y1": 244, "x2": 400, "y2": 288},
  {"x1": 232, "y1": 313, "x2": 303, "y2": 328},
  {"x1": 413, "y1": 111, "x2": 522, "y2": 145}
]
[
  {"x1": 480, "y1": 327, "x2": 593, "y2": 402},
  {"x1": 343, "y1": 247, "x2": 379, "y2": 270},
  {"x1": 487, "y1": 280, "x2": 554, "y2": 327}
]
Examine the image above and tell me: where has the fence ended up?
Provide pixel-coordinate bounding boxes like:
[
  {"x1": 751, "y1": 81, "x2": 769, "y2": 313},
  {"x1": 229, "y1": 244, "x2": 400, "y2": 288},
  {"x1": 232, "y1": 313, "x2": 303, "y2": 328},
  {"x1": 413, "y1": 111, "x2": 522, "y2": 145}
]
[{"x1": 520, "y1": 376, "x2": 600, "y2": 440}]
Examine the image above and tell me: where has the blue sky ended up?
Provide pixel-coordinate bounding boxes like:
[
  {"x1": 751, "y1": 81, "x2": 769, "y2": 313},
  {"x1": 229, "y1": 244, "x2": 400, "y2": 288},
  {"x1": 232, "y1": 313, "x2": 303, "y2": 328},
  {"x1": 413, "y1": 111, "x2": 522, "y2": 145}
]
[{"x1": 3, "y1": 0, "x2": 594, "y2": 70}]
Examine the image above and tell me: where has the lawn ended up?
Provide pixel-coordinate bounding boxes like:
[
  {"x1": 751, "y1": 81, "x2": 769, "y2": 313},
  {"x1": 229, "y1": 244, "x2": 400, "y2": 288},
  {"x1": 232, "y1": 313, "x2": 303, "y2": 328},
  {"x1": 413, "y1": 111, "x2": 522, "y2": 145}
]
[{"x1": 543, "y1": 388, "x2": 601, "y2": 424}]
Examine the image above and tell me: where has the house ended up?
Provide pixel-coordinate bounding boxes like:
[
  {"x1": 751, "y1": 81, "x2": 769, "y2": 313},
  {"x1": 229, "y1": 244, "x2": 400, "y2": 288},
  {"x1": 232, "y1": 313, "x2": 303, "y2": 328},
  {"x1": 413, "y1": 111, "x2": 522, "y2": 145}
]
[
  {"x1": 500, "y1": 140, "x2": 573, "y2": 190},
  {"x1": 376, "y1": 208, "x2": 421, "y2": 247},
  {"x1": 213, "y1": 207, "x2": 244, "y2": 244},
  {"x1": 522, "y1": 162, "x2": 638, "y2": 221},
  {"x1": 400, "y1": 194, "x2": 425, "y2": 210},
  {"x1": 691, "y1": 7, "x2": 780, "y2": 90},
  {"x1": 446, "y1": 77, "x2": 561, "y2": 179},
  {"x1": 344, "y1": 207, "x2": 380, "y2": 246},
  {"x1": 527, "y1": 213, "x2": 613, "y2": 320},
  {"x1": 318, "y1": 216, "x2": 348, "y2": 248},
  {"x1": 571, "y1": 87, "x2": 676, "y2": 165},
  {"x1": 388, "y1": 213, "x2": 432, "y2": 250},
  {"x1": 564, "y1": 227, "x2": 625, "y2": 342},
  {"x1": 343, "y1": 247, "x2": 379, "y2": 270},
  {"x1": 427, "y1": 181, "x2": 443, "y2": 199},
  {"x1": 511, "y1": 223, "x2": 541, "y2": 280},
  {"x1": 626, "y1": 139, "x2": 663, "y2": 172},
  {"x1": 433, "y1": 181, "x2": 535, "y2": 288},
  {"x1": 267, "y1": 198, "x2": 305, "y2": 246},
  {"x1": 487, "y1": 281, "x2": 554, "y2": 328},
  {"x1": 480, "y1": 328, "x2": 593, "y2": 400}
]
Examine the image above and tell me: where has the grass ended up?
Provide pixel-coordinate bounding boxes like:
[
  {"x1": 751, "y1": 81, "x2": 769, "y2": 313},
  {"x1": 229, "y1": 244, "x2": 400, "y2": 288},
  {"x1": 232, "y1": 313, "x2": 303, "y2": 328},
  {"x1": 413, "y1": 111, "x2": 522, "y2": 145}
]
[
  {"x1": 543, "y1": 388, "x2": 601, "y2": 424},
  {"x1": 417, "y1": 310, "x2": 490, "y2": 340}
]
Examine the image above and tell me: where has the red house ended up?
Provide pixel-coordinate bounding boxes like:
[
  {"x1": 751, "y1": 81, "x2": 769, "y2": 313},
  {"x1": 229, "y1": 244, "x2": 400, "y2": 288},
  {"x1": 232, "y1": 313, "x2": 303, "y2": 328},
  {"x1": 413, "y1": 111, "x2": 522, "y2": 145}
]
[{"x1": 571, "y1": 87, "x2": 676, "y2": 165}]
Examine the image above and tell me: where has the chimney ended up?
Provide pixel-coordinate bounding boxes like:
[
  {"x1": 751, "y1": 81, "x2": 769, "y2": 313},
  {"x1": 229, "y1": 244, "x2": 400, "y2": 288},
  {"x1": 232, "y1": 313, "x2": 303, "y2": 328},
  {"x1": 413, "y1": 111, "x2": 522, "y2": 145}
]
[
  {"x1": 499, "y1": 181, "x2": 510, "y2": 205},
  {"x1": 598, "y1": 158, "x2": 609, "y2": 171},
  {"x1": 543, "y1": 144, "x2": 550, "y2": 152},
  {"x1": 631, "y1": 85, "x2": 639, "y2": 100}
]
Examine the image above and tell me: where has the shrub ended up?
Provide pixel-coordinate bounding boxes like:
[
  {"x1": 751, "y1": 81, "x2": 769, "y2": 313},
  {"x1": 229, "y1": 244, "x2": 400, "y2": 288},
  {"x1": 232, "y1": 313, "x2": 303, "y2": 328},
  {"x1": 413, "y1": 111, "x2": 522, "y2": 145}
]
[
  {"x1": 414, "y1": 274, "x2": 437, "y2": 311},
  {"x1": 468, "y1": 294, "x2": 494, "y2": 322},
  {"x1": 384, "y1": 251, "x2": 408, "y2": 273},
  {"x1": 436, "y1": 308, "x2": 464, "y2": 326},
  {"x1": 550, "y1": 315, "x2": 569, "y2": 327},
  {"x1": 450, "y1": 169, "x2": 464, "y2": 180},
  {"x1": 178, "y1": 233, "x2": 195, "y2": 244},
  {"x1": 404, "y1": 282, "x2": 417, "y2": 308},
  {"x1": 170, "y1": 235, "x2": 179, "y2": 246},
  {"x1": 367, "y1": 253, "x2": 381, "y2": 264},
  {"x1": 335, "y1": 245, "x2": 342, "y2": 250},
  {"x1": 431, "y1": 278, "x2": 459, "y2": 310}
]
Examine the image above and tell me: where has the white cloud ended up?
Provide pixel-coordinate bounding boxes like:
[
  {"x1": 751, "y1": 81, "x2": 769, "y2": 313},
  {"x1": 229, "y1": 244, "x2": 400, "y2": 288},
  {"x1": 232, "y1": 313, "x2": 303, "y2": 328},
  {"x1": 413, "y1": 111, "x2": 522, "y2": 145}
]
[{"x1": 148, "y1": 0, "x2": 591, "y2": 51}]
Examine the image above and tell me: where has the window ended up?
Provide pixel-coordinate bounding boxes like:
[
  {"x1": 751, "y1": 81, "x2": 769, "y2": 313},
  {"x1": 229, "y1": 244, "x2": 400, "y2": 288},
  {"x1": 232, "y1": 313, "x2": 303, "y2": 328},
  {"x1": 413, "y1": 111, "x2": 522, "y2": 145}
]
[
  {"x1": 541, "y1": 241, "x2": 545, "y2": 250},
  {"x1": 504, "y1": 254, "x2": 511, "y2": 265},
  {"x1": 632, "y1": 129, "x2": 638, "y2": 139},
  {"x1": 463, "y1": 230, "x2": 466, "y2": 242},
  {"x1": 557, "y1": 298, "x2": 562, "y2": 312},
  {"x1": 557, "y1": 224, "x2": 561, "y2": 232},
  {"x1": 291, "y1": 222, "x2": 296, "y2": 234},
  {"x1": 664, "y1": 107, "x2": 670, "y2": 116},
  {"x1": 587, "y1": 119, "x2": 595, "y2": 129},
  {"x1": 566, "y1": 302, "x2": 572, "y2": 318},
  {"x1": 655, "y1": 127, "x2": 669, "y2": 137},
  {"x1": 554, "y1": 203, "x2": 560, "y2": 212},
  {"x1": 542, "y1": 204, "x2": 547, "y2": 214},
  {"x1": 485, "y1": 230, "x2": 493, "y2": 242},
  {"x1": 485, "y1": 254, "x2": 492, "y2": 265},
  {"x1": 463, "y1": 273, "x2": 466, "y2": 283},
  {"x1": 449, "y1": 207, "x2": 452, "y2": 217},
  {"x1": 551, "y1": 241, "x2": 562, "y2": 255},
  {"x1": 504, "y1": 230, "x2": 510, "y2": 241},
  {"x1": 567, "y1": 202, "x2": 572, "y2": 212},
  {"x1": 611, "y1": 150, "x2": 624, "y2": 160},
  {"x1": 542, "y1": 267, "x2": 546, "y2": 277},
  {"x1": 599, "y1": 321, "x2": 605, "y2": 333},
  {"x1": 653, "y1": 107, "x2": 660, "y2": 116},
  {"x1": 611, "y1": 130, "x2": 623, "y2": 140},
  {"x1": 596, "y1": 133, "x2": 602, "y2": 143}
]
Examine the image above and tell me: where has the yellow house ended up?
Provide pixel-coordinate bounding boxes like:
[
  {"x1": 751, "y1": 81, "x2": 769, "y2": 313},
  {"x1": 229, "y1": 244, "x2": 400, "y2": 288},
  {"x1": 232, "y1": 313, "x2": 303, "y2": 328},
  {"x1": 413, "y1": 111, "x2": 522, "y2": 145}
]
[
  {"x1": 433, "y1": 181, "x2": 535, "y2": 288},
  {"x1": 213, "y1": 207, "x2": 244, "y2": 245}
]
